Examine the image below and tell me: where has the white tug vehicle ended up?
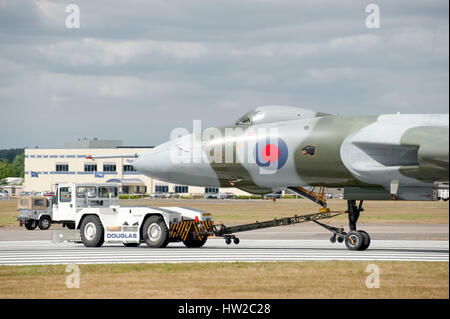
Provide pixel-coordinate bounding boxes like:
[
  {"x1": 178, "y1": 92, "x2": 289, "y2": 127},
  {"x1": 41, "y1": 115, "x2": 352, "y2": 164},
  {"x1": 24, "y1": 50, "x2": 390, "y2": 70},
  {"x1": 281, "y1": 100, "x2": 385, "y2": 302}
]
[
  {"x1": 18, "y1": 183, "x2": 358, "y2": 249},
  {"x1": 17, "y1": 183, "x2": 214, "y2": 248}
]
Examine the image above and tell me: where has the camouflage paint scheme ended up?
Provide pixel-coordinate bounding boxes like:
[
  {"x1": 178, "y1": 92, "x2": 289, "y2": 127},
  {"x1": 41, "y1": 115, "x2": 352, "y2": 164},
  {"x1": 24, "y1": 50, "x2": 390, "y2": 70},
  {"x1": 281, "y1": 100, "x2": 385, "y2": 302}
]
[{"x1": 134, "y1": 106, "x2": 449, "y2": 201}]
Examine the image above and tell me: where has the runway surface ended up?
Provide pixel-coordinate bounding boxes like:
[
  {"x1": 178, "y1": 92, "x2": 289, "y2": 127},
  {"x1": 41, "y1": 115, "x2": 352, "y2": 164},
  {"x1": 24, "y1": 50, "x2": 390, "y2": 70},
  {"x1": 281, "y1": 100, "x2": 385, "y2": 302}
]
[
  {"x1": 1, "y1": 223, "x2": 448, "y2": 241},
  {"x1": 0, "y1": 239, "x2": 447, "y2": 265}
]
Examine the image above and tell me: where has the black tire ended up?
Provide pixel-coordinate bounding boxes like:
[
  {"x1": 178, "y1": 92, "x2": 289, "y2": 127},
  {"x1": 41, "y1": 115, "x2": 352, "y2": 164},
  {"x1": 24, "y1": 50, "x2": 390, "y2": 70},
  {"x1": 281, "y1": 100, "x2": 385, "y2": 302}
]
[
  {"x1": 123, "y1": 243, "x2": 140, "y2": 247},
  {"x1": 64, "y1": 222, "x2": 75, "y2": 230},
  {"x1": 142, "y1": 215, "x2": 169, "y2": 248},
  {"x1": 80, "y1": 215, "x2": 104, "y2": 247},
  {"x1": 345, "y1": 230, "x2": 364, "y2": 251},
  {"x1": 24, "y1": 220, "x2": 38, "y2": 230},
  {"x1": 358, "y1": 230, "x2": 371, "y2": 251},
  {"x1": 183, "y1": 236, "x2": 207, "y2": 248},
  {"x1": 38, "y1": 216, "x2": 51, "y2": 230},
  {"x1": 330, "y1": 235, "x2": 336, "y2": 243}
]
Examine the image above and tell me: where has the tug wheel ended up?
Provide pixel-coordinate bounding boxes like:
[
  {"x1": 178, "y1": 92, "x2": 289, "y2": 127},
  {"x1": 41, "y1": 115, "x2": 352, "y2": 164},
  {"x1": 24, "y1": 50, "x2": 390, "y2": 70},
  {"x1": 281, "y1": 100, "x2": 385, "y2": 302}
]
[
  {"x1": 143, "y1": 215, "x2": 169, "y2": 248},
  {"x1": 64, "y1": 222, "x2": 75, "y2": 229},
  {"x1": 80, "y1": 215, "x2": 104, "y2": 247},
  {"x1": 183, "y1": 236, "x2": 207, "y2": 248}
]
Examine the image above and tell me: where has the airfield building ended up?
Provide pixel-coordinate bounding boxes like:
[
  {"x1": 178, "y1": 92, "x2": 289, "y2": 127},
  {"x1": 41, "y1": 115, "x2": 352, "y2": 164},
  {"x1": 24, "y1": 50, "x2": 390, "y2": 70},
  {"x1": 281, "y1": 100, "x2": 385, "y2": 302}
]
[{"x1": 23, "y1": 139, "x2": 252, "y2": 197}]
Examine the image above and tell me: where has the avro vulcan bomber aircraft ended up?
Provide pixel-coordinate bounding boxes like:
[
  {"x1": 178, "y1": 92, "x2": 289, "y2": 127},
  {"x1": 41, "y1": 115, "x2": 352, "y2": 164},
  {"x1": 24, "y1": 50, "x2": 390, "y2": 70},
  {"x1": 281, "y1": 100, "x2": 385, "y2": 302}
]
[{"x1": 103, "y1": 106, "x2": 450, "y2": 250}]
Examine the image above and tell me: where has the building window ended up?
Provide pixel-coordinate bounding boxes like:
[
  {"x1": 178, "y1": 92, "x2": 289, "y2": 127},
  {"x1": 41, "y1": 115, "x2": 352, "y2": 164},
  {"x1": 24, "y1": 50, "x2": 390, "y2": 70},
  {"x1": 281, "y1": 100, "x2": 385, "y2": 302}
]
[
  {"x1": 84, "y1": 164, "x2": 97, "y2": 172},
  {"x1": 103, "y1": 164, "x2": 116, "y2": 172},
  {"x1": 155, "y1": 185, "x2": 168, "y2": 193},
  {"x1": 123, "y1": 165, "x2": 135, "y2": 172},
  {"x1": 205, "y1": 187, "x2": 219, "y2": 194},
  {"x1": 174, "y1": 185, "x2": 188, "y2": 193},
  {"x1": 56, "y1": 164, "x2": 69, "y2": 172}
]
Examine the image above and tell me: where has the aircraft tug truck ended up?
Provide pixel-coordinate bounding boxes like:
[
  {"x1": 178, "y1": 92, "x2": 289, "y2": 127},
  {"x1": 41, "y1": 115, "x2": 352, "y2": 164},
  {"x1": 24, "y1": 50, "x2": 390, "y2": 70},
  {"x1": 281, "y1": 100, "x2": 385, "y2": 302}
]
[
  {"x1": 18, "y1": 183, "x2": 214, "y2": 248},
  {"x1": 18, "y1": 183, "x2": 361, "y2": 249}
]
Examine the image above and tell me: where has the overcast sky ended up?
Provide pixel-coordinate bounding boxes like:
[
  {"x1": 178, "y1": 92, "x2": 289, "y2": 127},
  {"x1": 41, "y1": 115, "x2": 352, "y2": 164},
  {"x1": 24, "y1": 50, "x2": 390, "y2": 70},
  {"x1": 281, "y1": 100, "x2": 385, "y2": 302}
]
[{"x1": 0, "y1": 0, "x2": 448, "y2": 149}]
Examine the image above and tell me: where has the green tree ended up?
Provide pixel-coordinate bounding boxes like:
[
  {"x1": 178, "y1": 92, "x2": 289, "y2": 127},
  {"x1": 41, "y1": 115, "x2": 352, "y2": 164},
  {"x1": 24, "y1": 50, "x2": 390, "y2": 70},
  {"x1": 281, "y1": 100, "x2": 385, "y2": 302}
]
[
  {"x1": 0, "y1": 159, "x2": 15, "y2": 180},
  {"x1": 11, "y1": 154, "x2": 24, "y2": 178}
]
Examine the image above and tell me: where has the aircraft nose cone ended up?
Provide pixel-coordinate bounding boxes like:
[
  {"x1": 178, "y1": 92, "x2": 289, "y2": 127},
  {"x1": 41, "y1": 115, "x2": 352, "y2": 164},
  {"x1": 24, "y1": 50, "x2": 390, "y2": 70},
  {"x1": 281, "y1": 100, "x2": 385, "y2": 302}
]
[
  {"x1": 133, "y1": 143, "x2": 172, "y2": 180},
  {"x1": 133, "y1": 135, "x2": 221, "y2": 187}
]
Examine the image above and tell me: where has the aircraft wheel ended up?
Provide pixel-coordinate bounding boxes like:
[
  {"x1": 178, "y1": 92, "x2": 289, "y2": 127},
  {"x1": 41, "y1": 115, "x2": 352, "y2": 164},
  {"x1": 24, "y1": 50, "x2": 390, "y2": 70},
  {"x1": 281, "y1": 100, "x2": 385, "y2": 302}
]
[
  {"x1": 143, "y1": 215, "x2": 169, "y2": 248},
  {"x1": 358, "y1": 230, "x2": 371, "y2": 251},
  {"x1": 80, "y1": 215, "x2": 104, "y2": 247},
  {"x1": 233, "y1": 237, "x2": 240, "y2": 245},
  {"x1": 225, "y1": 237, "x2": 232, "y2": 245},
  {"x1": 24, "y1": 220, "x2": 38, "y2": 230},
  {"x1": 345, "y1": 230, "x2": 364, "y2": 251},
  {"x1": 330, "y1": 235, "x2": 336, "y2": 243},
  {"x1": 38, "y1": 216, "x2": 51, "y2": 230},
  {"x1": 337, "y1": 236, "x2": 344, "y2": 243}
]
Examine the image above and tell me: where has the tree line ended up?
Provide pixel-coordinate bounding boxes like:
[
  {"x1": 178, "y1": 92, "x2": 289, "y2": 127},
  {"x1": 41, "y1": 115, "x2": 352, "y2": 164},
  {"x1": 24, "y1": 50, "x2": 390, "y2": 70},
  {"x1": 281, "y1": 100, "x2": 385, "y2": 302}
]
[{"x1": 0, "y1": 149, "x2": 25, "y2": 181}]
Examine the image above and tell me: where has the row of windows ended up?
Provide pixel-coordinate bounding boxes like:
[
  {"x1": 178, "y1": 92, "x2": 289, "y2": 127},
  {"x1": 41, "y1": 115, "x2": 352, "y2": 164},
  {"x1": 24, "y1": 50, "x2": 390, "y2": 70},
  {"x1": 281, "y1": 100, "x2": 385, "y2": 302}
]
[
  {"x1": 56, "y1": 164, "x2": 136, "y2": 172},
  {"x1": 103, "y1": 164, "x2": 116, "y2": 172},
  {"x1": 56, "y1": 164, "x2": 69, "y2": 172},
  {"x1": 155, "y1": 185, "x2": 190, "y2": 194},
  {"x1": 174, "y1": 186, "x2": 189, "y2": 193},
  {"x1": 155, "y1": 185, "x2": 169, "y2": 193}
]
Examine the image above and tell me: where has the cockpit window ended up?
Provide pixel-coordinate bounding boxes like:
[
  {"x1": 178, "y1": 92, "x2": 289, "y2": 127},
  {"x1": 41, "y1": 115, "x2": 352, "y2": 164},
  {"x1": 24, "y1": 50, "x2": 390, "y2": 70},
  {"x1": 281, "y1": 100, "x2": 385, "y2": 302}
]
[
  {"x1": 236, "y1": 110, "x2": 265, "y2": 126},
  {"x1": 235, "y1": 114, "x2": 252, "y2": 126},
  {"x1": 235, "y1": 106, "x2": 326, "y2": 126}
]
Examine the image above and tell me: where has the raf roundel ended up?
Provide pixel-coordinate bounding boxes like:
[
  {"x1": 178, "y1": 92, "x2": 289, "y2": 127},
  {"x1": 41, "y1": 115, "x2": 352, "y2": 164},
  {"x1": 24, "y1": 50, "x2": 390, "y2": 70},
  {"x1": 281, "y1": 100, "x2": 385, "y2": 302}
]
[{"x1": 254, "y1": 137, "x2": 289, "y2": 171}]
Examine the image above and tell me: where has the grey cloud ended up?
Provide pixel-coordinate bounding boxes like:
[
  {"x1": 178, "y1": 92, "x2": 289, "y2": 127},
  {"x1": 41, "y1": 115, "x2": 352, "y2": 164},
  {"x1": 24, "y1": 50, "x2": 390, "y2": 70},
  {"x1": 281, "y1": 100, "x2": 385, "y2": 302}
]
[{"x1": 0, "y1": 0, "x2": 448, "y2": 149}]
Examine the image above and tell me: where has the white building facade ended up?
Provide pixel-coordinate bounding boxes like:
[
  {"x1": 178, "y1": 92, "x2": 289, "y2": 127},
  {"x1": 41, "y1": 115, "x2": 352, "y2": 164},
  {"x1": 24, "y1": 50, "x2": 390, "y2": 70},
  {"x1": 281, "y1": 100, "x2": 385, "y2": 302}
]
[{"x1": 23, "y1": 141, "x2": 251, "y2": 197}]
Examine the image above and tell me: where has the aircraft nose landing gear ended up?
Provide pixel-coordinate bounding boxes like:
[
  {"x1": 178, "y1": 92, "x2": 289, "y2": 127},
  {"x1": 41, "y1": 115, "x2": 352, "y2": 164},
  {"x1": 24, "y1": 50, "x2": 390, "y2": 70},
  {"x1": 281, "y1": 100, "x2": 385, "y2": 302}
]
[
  {"x1": 345, "y1": 200, "x2": 371, "y2": 251},
  {"x1": 314, "y1": 200, "x2": 371, "y2": 251},
  {"x1": 345, "y1": 230, "x2": 370, "y2": 251}
]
